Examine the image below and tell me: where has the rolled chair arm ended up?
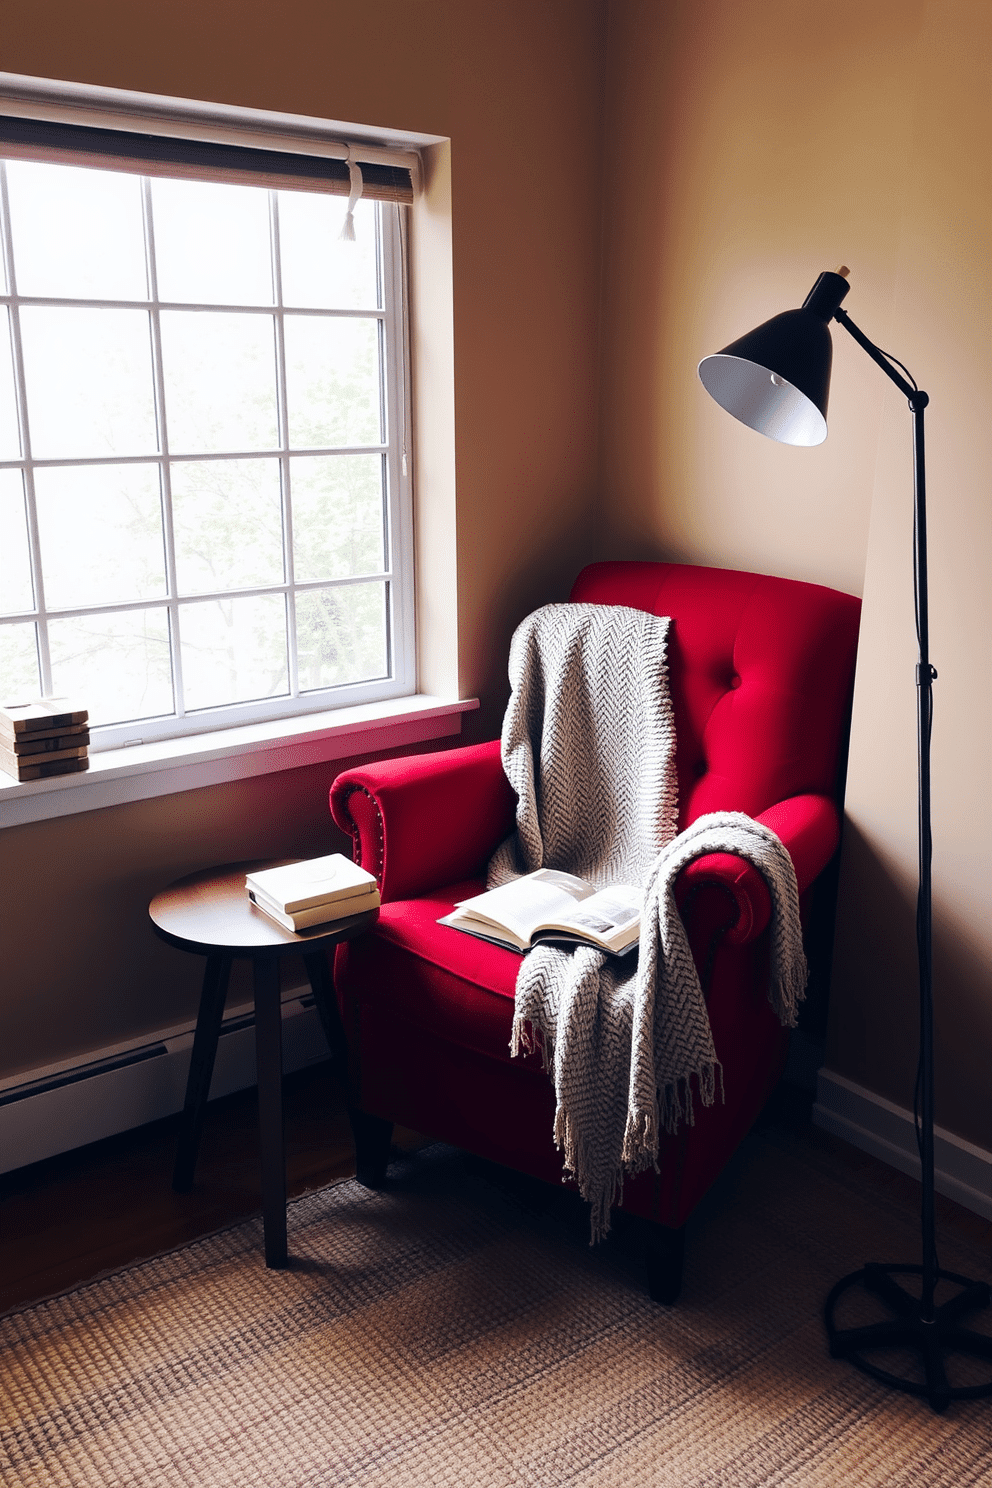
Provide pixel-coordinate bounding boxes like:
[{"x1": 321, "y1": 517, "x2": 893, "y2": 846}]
[
  {"x1": 330, "y1": 740, "x2": 517, "y2": 902},
  {"x1": 674, "y1": 793, "x2": 841, "y2": 947}
]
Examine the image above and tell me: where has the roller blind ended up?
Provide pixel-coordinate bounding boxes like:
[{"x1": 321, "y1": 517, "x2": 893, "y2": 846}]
[{"x1": 0, "y1": 114, "x2": 414, "y2": 202}]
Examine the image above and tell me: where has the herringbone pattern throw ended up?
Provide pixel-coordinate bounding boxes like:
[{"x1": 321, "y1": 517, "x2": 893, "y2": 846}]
[
  {"x1": 488, "y1": 603, "x2": 679, "y2": 889},
  {"x1": 623, "y1": 812, "x2": 807, "y2": 1174},
  {"x1": 488, "y1": 605, "x2": 806, "y2": 1240}
]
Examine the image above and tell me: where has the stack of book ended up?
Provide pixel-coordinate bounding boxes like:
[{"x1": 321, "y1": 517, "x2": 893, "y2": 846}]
[
  {"x1": 246, "y1": 853, "x2": 380, "y2": 932},
  {"x1": 0, "y1": 700, "x2": 90, "y2": 783}
]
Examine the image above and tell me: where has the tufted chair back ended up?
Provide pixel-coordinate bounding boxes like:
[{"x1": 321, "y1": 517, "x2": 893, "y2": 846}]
[{"x1": 570, "y1": 562, "x2": 861, "y2": 830}]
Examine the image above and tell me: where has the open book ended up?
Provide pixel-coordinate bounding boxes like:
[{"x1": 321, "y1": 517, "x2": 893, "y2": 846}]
[{"x1": 439, "y1": 868, "x2": 641, "y2": 955}]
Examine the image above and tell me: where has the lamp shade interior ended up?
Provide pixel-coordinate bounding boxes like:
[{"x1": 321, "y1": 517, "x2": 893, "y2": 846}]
[{"x1": 698, "y1": 353, "x2": 827, "y2": 446}]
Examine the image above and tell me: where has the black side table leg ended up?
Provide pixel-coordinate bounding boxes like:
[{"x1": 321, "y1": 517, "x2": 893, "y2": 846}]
[
  {"x1": 302, "y1": 950, "x2": 348, "y2": 1080},
  {"x1": 254, "y1": 954, "x2": 287, "y2": 1268},
  {"x1": 173, "y1": 952, "x2": 231, "y2": 1193}
]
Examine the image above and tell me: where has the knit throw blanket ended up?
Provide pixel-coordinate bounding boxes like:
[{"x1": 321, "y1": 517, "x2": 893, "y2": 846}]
[{"x1": 488, "y1": 603, "x2": 807, "y2": 1240}]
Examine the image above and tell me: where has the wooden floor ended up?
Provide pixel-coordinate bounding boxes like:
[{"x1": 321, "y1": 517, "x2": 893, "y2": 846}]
[
  {"x1": 1, "y1": 1066, "x2": 988, "y2": 1317},
  {"x1": 754, "y1": 1081, "x2": 992, "y2": 1253},
  {"x1": 0, "y1": 1062, "x2": 361, "y2": 1315}
]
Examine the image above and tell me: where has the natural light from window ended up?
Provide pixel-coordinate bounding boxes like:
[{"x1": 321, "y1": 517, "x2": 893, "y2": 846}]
[{"x1": 0, "y1": 153, "x2": 411, "y2": 749}]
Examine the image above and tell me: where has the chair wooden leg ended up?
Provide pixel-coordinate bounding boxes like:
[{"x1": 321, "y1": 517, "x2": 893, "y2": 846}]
[
  {"x1": 350, "y1": 1109, "x2": 394, "y2": 1188},
  {"x1": 646, "y1": 1223, "x2": 686, "y2": 1305}
]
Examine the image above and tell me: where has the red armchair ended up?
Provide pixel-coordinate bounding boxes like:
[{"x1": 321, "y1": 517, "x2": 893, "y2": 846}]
[{"x1": 329, "y1": 561, "x2": 861, "y2": 1301}]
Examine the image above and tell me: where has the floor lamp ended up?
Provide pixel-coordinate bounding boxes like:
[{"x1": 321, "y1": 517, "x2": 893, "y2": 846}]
[{"x1": 698, "y1": 267, "x2": 992, "y2": 1413}]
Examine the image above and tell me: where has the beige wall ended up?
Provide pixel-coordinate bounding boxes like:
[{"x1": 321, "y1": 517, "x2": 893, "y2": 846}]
[
  {"x1": 826, "y1": 0, "x2": 992, "y2": 1147},
  {"x1": 0, "y1": 0, "x2": 606, "y2": 1078},
  {"x1": 599, "y1": 0, "x2": 918, "y2": 596},
  {"x1": 5, "y1": 0, "x2": 991, "y2": 1163},
  {"x1": 599, "y1": 0, "x2": 992, "y2": 1148}
]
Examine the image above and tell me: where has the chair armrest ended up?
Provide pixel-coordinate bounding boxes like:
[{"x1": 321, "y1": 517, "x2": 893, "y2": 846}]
[
  {"x1": 330, "y1": 740, "x2": 517, "y2": 902},
  {"x1": 674, "y1": 794, "x2": 841, "y2": 947}
]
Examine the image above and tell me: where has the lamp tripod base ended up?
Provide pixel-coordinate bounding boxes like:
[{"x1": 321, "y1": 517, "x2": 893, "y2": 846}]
[{"x1": 825, "y1": 1262, "x2": 992, "y2": 1412}]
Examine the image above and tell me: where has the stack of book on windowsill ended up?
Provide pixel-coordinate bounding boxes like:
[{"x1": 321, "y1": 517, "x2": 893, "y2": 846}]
[
  {"x1": 0, "y1": 700, "x2": 90, "y2": 783},
  {"x1": 245, "y1": 853, "x2": 380, "y2": 932}
]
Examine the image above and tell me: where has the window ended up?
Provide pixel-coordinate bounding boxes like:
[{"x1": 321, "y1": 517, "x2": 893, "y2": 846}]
[{"x1": 0, "y1": 116, "x2": 415, "y2": 751}]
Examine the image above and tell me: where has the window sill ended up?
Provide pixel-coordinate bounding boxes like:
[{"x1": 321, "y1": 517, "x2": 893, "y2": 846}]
[{"x1": 0, "y1": 694, "x2": 479, "y2": 829}]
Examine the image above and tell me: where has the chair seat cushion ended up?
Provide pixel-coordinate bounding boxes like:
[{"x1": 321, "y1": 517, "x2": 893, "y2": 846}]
[
  {"x1": 374, "y1": 876, "x2": 517, "y2": 997},
  {"x1": 338, "y1": 877, "x2": 546, "y2": 1075}
]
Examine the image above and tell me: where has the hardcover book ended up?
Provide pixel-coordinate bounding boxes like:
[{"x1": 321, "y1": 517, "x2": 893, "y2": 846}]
[
  {"x1": 1, "y1": 755, "x2": 90, "y2": 782},
  {"x1": 0, "y1": 700, "x2": 89, "y2": 735},
  {"x1": 247, "y1": 883, "x2": 381, "y2": 932},
  {"x1": 244, "y1": 853, "x2": 378, "y2": 915},
  {"x1": 6, "y1": 726, "x2": 90, "y2": 755},
  {"x1": 0, "y1": 742, "x2": 88, "y2": 774}
]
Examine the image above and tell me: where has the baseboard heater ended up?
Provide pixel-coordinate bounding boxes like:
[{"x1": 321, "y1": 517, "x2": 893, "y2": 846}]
[{"x1": 0, "y1": 990, "x2": 329, "y2": 1176}]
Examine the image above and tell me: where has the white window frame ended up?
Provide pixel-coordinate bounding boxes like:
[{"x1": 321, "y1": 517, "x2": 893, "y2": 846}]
[{"x1": 0, "y1": 77, "x2": 420, "y2": 753}]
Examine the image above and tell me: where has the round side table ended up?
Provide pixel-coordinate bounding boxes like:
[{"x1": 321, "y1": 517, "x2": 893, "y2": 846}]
[{"x1": 149, "y1": 860, "x2": 377, "y2": 1268}]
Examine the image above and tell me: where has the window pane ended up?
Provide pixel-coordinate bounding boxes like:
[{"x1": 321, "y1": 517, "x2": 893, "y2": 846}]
[
  {"x1": 291, "y1": 454, "x2": 385, "y2": 581},
  {"x1": 19, "y1": 306, "x2": 157, "y2": 459},
  {"x1": 35, "y1": 464, "x2": 165, "y2": 609},
  {"x1": 151, "y1": 177, "x2": 273, "y2": 306},
  {"x1": 161, "y1": 312, "x2": 278, "y2": 455},
  {"x1": 0, "y1": 310, "x2": 20, "y2": 460},
  {"x1": 296, "y1": 581, "x2": 387, "y2": 692},
  {"x1": 48, "y1": 609, "x2": 173, "y2": 725},
  {"x1": 171, "y1": 458, "x2": 284, "y2": 594},
  {"x1": 0, "y1": 159, "x2": 404, "y2": 741},
  {"x1": 0, "y1": 622, "x2": 39, "y2": 707},
  {"x1": 180, "y1": 594, "x2": 288, "y2": 711},
  {"x1": 278, "y1": 194, "x2": 378, "y2": 310},
  {"x1": 5, "y1": 159, "x2": 147, "y2": 301},
  {"x1": 284, "y1": 316, "x2": 381, "y2": 449},
  {"x1": 0, "y1": 469, "x2": 33, "y2": 613}
]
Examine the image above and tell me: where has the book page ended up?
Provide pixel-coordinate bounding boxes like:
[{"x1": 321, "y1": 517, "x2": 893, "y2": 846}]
[
  {"x1": 453, "y1": 868, "x2": 594, "y2": 939},
  {"x1": 544, "y1": 884, "x2": 640, "y2": 938}
]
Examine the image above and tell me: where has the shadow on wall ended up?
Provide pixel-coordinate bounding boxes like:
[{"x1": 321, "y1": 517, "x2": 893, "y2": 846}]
[
  {"x1": 929, "y1": 897, "x2": 992, "y2": 1152},
  {"x1": 829, "y1": 814, "x2": 992, "y2": 1149},
  {"x1": 827, "y1": 816, "x2": 920, "y2": 1111},
  {"x1": 462, "y1": 504, "x2": 604, "y2": 745}
]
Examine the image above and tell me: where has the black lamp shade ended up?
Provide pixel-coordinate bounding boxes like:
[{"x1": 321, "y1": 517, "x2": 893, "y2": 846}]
[{"x1": 697, "y1": 270, "x2": 851, "y2": 447}]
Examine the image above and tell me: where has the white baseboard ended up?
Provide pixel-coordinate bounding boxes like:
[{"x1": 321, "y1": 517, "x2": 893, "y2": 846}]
[
  {"x1": 814, "y1": 1068, "x2": 992, "y2": 1222},
  {"x1": 0, "y1": 985, "x2": 332, "y2": 1176}
]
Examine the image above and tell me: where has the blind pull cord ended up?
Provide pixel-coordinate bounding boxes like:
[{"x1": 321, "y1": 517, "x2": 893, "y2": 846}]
[{"x1": 339, "y1": 146, "x2": 364, "y2": 240}]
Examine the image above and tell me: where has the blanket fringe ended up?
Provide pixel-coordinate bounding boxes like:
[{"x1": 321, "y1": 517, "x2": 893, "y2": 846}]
[
  {"x1": 510, "y1": 1013, "x2": 552, "y2": 1068},
  {"x1": 554, "y1": 1104, "x2": 621, "y2": 1245},
  {"x1": 655, "y1": 1059, "x2": 723, "y2": 1142},
  {"x1": 772, "y1": 958, "x2": 808, "y2": 1029},
  {"x1": 621, "y1": 1108, "x2": 659, "y2": 1172},
  {"x1": 659, "y1": 1079, "x2": 691, "y2": 1136}
]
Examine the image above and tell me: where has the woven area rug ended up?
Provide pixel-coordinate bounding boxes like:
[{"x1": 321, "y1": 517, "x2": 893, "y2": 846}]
[{"x1": 2, "y1": 1131, "x2": 991, "y2": 1487}]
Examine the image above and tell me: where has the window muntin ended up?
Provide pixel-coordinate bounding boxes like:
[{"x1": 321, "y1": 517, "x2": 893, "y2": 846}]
[{"x1": 0, "y1": 152, "x2": 413, "y2": 749}]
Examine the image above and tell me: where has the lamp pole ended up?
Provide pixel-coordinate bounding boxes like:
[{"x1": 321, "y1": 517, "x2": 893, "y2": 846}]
[
  {"x1": 813, "y1": 305, "x2": 991, "y2": 1412},
  {"x1": 699, "y1": 270, "x2": 992, "y2": 1412},
  {"x1": 830, "y1": 307, "x2": 939, "y2": 1315}
]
